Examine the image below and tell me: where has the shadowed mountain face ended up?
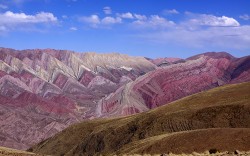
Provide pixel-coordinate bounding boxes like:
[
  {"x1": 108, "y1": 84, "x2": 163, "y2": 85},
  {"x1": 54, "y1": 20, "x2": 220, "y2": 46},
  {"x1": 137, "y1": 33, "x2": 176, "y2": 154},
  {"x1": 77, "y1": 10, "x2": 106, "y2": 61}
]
[
  {"x1": 0, "y1": 48, "x2": 249, "y2": 150},
  {"x1": 29, "y1": 82, "x2": 250, "y2": 156}
]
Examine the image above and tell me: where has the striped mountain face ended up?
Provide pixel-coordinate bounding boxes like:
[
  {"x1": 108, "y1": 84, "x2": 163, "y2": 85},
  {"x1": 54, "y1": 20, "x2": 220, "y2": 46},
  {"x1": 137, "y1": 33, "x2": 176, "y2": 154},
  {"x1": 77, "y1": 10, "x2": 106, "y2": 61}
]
[
  {"x1": 0, "y1": 48, "x2": 249, "y2": 149},
  {"x1": 0, "y1": 48, "x2": 156, "y2": 149}
]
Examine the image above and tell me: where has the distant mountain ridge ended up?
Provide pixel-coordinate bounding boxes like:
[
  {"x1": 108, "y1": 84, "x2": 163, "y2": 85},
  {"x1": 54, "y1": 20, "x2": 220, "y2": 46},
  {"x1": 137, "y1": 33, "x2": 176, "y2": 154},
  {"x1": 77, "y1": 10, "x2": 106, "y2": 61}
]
[{"x1": 0, "y1": 47, "x2": 249, "y2": 149}]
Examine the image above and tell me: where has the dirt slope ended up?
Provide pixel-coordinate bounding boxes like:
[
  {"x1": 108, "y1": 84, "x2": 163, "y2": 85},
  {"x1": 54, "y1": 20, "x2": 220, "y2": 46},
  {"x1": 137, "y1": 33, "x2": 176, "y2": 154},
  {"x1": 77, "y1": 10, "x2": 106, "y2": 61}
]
[
  {"x1": 0, "y1": 146, "x2": 45, "y2": 156},
  {"x1": 117, "y1": 128, "x2": 250, "y2": 155}
]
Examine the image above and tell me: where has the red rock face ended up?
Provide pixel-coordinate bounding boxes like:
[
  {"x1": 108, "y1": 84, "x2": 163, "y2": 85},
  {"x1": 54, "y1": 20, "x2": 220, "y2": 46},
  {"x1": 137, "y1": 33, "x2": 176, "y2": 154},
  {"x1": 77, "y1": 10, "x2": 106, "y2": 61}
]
[
  {"x1": 0, "y1": 48, "x2": 249, "y2": 150},
  {"x1": 79, "y1": 70, "x2": 95, "y2": 87},
  {"x1": 53, "y1": 73, "x2": 69, "y2": 89}
]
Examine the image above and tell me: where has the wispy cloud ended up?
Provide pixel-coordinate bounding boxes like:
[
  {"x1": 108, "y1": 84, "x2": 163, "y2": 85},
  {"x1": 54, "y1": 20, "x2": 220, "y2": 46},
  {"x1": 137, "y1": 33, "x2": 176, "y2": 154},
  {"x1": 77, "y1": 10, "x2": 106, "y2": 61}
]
[
  {"x1": 185, "y1": 13, "x2": 240, "y2": 27},
  {"x1": 79, "y1": 14, "x2": 100, "y2": 27},
  {"x1": 70, "y1": 27, "x2": 77, "y2": 31},
  {"x1": 103, "y1": 6, "x2": 112, "y2": 15},
  {"x1": 239, "y1": 14, "x2": 250, "y2": 21},
  {"x1": 131, "y1": 13, "x2": 249, "y2": 50},
  {"x1": 0, "y1": 4, "x2": 8, "y2": 9},
  {"x1": 117, "y1": 12, "x2": 134, "y2": 19},
  {"x1": 141, "y1": 26, "x2": 250, "y2": 48},
  {"x1": 163, "y1": 9, "x2": 179, "y2": 15},
  {"x1": 0, "y1": 11, "x2": 57, "y2": 24},
  {"x1": 62, "y1": 15, "x2": 68, "y2": 19},
  {"x1": 134, "y1": 14, "x2": 147, "y2": 20},
  {"x1": 102, "y1": 16, "x2": 122, "y2": 24},
  {"x1": 0, "y1": 26, "x2": 7, "y2": 31},
  {"x1": 79, "y1": 14, "x2": 122, "y2": 28},
  {"x1": 132, "y1": 15, "x2": 175, "y2": 29}
]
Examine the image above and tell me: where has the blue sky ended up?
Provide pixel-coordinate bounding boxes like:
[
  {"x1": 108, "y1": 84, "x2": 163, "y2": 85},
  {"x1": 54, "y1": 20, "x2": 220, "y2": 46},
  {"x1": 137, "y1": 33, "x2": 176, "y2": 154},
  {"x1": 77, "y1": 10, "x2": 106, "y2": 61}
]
[{"x1": 0, "y1": 0, "x2": 250, "y2": 58}]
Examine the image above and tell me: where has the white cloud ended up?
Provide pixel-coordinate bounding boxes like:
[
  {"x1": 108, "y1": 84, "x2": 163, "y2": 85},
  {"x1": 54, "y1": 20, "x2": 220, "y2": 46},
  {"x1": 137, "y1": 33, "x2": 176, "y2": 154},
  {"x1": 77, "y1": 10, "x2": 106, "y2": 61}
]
[
  {"x1": 80, "y1": 14, "x2": 100, "y2": 27},
  {"x1": 102, "y1": 16, "x2": 122, "y2": 24},
  {"x1": 187, "y1": 14, "x2": 240, "y2": 27},
  {"x1": 78, "y1": 12, "x2": 249, "y2": 51},
  {"x1": 0, "y1": 26, "x2": 7, "y2": 31},
  {"x1": 0, "y1": 11, "x2": 57, "y2": 25},
  {"x1": 134, "y1": 14, "x2": 147, "y2": 20},
  {"x1": 239, "y1": 14, "x2": 250, "y2": 21},
  {"x1": 141, "y1": 26, "x2": 250, "y2": 50},
  {"x1": 117, "y1": 12, "x2": 134, "y2": 19},
  {"x1": 163, "y1": 9, "x2": 179, "y2": 15},
  {"x1": 80, "y1": 14, "x2": 122, "y2": 27},
  {"x1": 0, "y1": 11, "x2": 57, "y2": 33},
  {"x1": 132, "y1": 15, "x2": 175, "y2": 29},
  {"x1": 103, "y1": 6, "x2": 112, "y2": 15},
  {"x1": 70, "y1": 27, "x2": 77, "y2": 31},
  {"x1": 132, "y1": 13, "x2": 249, "y2": 51},
  {"x1": 62, "y1": 15, "x2": 68, "y2": 19},
  {"x1": 150, "y1": 15, "x2": 175, "y2": 25},
  {"x1": 0, "y1": 4, "x2": 8, "y2": 9}
]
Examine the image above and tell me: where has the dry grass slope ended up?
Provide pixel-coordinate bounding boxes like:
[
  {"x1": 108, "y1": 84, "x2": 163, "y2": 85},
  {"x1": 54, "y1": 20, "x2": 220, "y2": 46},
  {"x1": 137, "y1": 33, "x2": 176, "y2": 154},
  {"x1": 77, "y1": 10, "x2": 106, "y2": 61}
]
[
  {"x1": 0, "y1": 146, "x2": 45, "y2": 156},
  {"x1": 29, "y1": 82, "x2": 250, "y2": 156},
  {"x1": 117, "y1": 128, "x2": 250, "y2": 155}
]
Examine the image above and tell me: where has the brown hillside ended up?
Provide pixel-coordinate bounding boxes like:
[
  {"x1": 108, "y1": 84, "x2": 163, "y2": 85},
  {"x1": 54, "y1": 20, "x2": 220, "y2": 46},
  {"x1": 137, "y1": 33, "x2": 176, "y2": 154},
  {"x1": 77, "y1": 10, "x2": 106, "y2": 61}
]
[
  {"x1": 116, "y1": 128, "x2": 250, "y2": 155},
  {"x1": 29, "y1": 82, "x2": 250, "y2": 156},
  {"x1": 0, "y1": 146, "x2": 44, "y2": 156}
]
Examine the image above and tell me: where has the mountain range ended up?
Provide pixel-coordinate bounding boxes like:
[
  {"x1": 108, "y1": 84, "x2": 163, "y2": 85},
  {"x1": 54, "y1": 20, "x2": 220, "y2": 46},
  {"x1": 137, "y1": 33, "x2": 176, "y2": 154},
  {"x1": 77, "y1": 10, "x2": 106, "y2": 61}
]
[
  {"x1": 0, "y1": 47, "x2": 249, "y2": 151},
  {"x1": 29, "y1": 81, "x2": 250, "y2": 155}
]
